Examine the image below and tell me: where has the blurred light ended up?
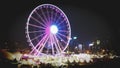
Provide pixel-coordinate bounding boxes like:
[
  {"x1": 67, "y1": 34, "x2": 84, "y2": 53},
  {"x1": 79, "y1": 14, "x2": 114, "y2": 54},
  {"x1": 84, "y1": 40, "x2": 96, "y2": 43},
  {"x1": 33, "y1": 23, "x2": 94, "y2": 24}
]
[
  {"x1": 75, "y1": 46, "x2": 77, "y2": 49},
  {"x1": 102, "y1": 49, "x2": 105, "y2": 52},
  {"x1": 97, "y1": 40, "x2": 100, "y2": 45},
  {"x1": 50, "y1": 25, "x2": 58, "y2": 34},
  {"x1": 79, "y1": 59, "x2": 84, "y2": 63},
  {"x1": 73, "y1": 37, "x2": 77, "y2": 39},
  {"x1": 69, "y1": 37, "x2": 72, "y2": 40},
  {"x1": 89, "y1": 43, "x2": 93, "y2": 46},
  {"x1": 86, "y1": 50, "x2": 90, "y2": 54},
  {"x1": 78, "y1": 44, "x2": 82, "y2": 50}
]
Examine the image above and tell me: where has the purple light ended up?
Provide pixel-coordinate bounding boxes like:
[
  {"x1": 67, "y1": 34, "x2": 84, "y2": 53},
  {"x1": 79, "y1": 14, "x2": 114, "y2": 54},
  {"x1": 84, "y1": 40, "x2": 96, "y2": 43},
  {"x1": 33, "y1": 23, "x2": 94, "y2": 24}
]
[{"x1": 50, "y1": 25, "x2": 58, "y2": 34}]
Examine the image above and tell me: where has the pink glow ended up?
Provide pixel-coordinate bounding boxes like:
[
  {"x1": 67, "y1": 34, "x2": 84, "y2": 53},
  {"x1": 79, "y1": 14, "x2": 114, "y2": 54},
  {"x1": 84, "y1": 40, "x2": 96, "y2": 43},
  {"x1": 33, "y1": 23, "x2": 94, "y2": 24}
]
[{"x1": 45, "y1": 26, "x2": 50, "y2": 34}]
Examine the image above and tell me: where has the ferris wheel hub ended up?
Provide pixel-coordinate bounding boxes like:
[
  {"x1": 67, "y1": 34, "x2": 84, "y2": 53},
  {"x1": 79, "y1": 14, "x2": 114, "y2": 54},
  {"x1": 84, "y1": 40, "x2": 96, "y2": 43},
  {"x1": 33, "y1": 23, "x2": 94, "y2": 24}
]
[{"x1": 50, "y1": 25, "x2": 58, "y2": 34}]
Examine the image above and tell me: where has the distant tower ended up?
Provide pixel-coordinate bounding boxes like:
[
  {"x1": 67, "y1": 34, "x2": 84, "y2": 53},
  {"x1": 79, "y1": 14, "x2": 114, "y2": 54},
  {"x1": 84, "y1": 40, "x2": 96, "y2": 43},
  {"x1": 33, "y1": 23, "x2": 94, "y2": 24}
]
[{"x1": 78, "y1": 44, "x2": 82, "y2": 51}]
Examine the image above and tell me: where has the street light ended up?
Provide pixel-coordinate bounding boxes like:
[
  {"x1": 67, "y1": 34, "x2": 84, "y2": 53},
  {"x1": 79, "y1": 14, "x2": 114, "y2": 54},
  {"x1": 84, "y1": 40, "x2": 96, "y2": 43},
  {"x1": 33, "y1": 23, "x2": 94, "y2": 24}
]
[{"x1": 73, "y1": 36, "x2": 77, "y2": 40}]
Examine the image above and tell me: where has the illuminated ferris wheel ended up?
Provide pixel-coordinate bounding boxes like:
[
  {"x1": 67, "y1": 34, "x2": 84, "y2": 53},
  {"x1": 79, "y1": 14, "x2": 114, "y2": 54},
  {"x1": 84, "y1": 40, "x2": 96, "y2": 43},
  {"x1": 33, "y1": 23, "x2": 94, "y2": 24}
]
[{"x1": 26, "y1": 4, "x2": 71, "y2": 55}]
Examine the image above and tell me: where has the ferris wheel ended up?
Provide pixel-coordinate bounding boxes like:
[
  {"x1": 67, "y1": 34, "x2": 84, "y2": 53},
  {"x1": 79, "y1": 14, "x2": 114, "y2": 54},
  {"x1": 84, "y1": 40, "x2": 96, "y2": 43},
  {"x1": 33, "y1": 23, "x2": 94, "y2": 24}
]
[{"x1": 26, "y1": 4, "x2": 71, "y2": 55}]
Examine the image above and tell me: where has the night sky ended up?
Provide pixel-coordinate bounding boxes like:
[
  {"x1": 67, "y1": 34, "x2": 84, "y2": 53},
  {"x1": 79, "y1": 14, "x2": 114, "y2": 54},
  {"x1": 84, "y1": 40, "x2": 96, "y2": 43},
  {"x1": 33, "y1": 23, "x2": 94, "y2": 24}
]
[{"x1": 0, "y1": 0, "x2": 120, "y2": 52}]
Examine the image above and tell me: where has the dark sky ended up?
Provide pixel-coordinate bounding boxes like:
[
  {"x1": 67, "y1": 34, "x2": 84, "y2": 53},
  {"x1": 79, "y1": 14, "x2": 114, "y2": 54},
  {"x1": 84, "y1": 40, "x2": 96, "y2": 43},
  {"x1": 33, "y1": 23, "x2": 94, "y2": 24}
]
[{"x1": 0, "y1": 0, "x2": 120, "y2": 51}]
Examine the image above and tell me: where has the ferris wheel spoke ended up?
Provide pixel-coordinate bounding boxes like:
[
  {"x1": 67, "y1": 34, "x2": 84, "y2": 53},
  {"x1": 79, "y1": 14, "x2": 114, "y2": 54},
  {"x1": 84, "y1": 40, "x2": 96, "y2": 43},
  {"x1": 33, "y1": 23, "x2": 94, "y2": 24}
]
[
  {"x1": 29, "y1": 23, "x2": 46, "y2": 29},
  {"x1": 50, "y1": 8, "x2": 54, "y2": 23},
  {"x1": 51, "y1": 34, "x2": 60, "y2": 54},
  {"x1": 50, "y1": 34, "x2": 55, "y2": 55},
  {"x1": 46, "y1": 7, "x2": 50, "y2": 22},
  {"x1": 30, "y1": 34, "x2": 47, "y2": 55},
  {"x1": 59, "y1": 30, "x2": 69, "y2": 33},
  {"x1": 28, "y1": 30, "x2": 44, "y2": 33},
  {"x1": 58, "y1": 33, "x2": 68, "y2": 39},
  {"x1": 54, "y1": 41, "x2": 60, "y2": 54},
  {"x1": 40, "y1": 8, "x2": 49, "y2": 23},
  {"x1": 53, "y1": 35, "x2": 62, "y2": 53},
  {"x1": 37, "y1": 34, "x2": 49, "y2": 55},
  {"x1": 56, "y1": 34, "x2": 67, "y2": 45},
  {"x1": 55, "y1": 35, "x2": 66, "y2": 51},
  {"x1": 31, "y1": 16, "x2": 46, "y2": 27},
  {"x1": 53, "y1": 10, "x2": 58, "y2": 22},
  {"x1": 35, "y1": 11, "x2": 47, "y2": 26},
  {"x1": 53, "y1": 36, "x2": 59, "y2": 53},
  {"x1": 31, "y1": 33, "x2": 45, "y2": 41},
  {"x1": 54, "y1": 14, "x2": 61, "y2": 24},
  {"x1": 51, "y1": 43, "x2": 54, "y2": 55},
  {"x1": 57, "y1": 19, "x2": 66, "y2": 26}
]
